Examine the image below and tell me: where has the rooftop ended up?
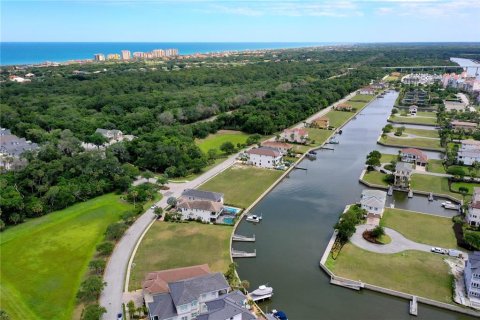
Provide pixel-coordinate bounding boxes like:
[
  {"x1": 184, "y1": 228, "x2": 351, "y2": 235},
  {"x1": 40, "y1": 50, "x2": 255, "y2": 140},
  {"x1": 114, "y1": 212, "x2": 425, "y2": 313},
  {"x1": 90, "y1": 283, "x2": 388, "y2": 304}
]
[
  {"x1": 169, "y1": 272, "x2": 229, "y2": 306},
  {"x1": 177, "y1": 199, "x2": 224, "y2": 212},
  {"x1": 182, "y1": 189, "x2": 224, "y2": 202},
  {"x1": 143, "y1": 264, "x2": 211, "y2": 295},
  {"x1": 261, "y1": 141, "x2": 292, "y2": 149},
  {"x1": 247, "y1": 146, "x2": 282, "y2": 157},
  {"x1": 401, "y1": 148, "x2": 428, "y2": 162}
]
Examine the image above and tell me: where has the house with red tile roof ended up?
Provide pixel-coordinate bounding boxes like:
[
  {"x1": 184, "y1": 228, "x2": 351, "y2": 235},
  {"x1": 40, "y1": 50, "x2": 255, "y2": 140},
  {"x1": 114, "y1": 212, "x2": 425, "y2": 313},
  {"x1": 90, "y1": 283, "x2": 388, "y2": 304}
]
[
  {"x1": 280, "y1": 128, "x2": 308, "y2": 144},
  {"x1": 246, "y1": 146, "x2": 283, "y2": 168},
  {"x1": 335, "y1": 103, "x2": 353, "y2": 111},
  {"x1": 400, "y1": 148, "x2": 428, "y2": 166},
  {"x1": 310, "y1": 116, "x2": 330, "y2": 129},
  {"x1": 261, "y1": 141, "x2": 292, "y2": 155}
]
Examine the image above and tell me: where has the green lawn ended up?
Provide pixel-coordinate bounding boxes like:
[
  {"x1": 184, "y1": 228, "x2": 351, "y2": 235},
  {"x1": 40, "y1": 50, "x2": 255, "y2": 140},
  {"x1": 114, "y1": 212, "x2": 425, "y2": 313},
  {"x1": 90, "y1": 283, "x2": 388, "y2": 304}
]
[
  {"x1": 381, "y1": 208, "x2": 457, "y2": 248},
  {"x1": 198, "y1": 165, "x2": 284, "y2": 208},
  {"x1": 292, "y1": 128, "x2": 334, "y2": 153},
  {"x1": 416, "y1": 111, "x2": 437, "y2": 118},
  {"x1": 427, "y1": 159, "x2": 447, "y2": 174},
  {"x1": 129, "y1": 222, "x2": 232, "y2": 290},
  {"x1": 362, "y1": 171, "x2": 389, "y2": 186},
  {"x1": 410, "y1": 174, "x2": 461, "y2": 200},
  {"x1": 350, "y1": 94, "x2": 374, "y2": 102},
  {"x1": 389, "y1": 115, "x2": 437, "y2": 125},
  {"x1": 380, "y1": 153, "x2": 399, "y2": 164},
  {"x1": 0, "y1": 194, "x2": 133, "y2": 320},
  {"x1": 328, "y1": 243, "x2": 453, "y2": 303},
  {"x1": 169, "y1": 157, "x2": 227, "y2": 182},
  {"x1": 403, "y1": 128, "x2": 439, "y2": 139},
  {"x1": 451, "y1": 181, "x2": 480, "y2": 196},
  {"x1": 385, "y1": 76, "x2": 400, "y2": 82},
  {"x1": 196, "y1": 130, "x2": 251, "y2": 154},
  {"x1": 380, "y1": 135, "x2": 442, "y2": 151}
]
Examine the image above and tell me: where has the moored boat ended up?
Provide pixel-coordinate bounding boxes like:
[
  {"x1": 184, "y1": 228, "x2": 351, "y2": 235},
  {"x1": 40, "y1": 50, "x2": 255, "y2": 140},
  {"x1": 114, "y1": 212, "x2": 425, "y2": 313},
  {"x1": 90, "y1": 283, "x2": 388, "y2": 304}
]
[
  {"x1": 267, "y1": 309, "x2": 288, "y2": 320},
  {"x1": 246, "y1": 214, "x2": 262, "y2": 223},
  {"x1": 251, "y1": 284, "x2": 273, "y2": 296}
]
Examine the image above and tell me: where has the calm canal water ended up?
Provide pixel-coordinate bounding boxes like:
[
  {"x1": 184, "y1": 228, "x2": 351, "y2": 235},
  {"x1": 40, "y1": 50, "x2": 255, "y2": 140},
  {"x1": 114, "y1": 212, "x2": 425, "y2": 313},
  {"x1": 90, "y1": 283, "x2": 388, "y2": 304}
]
[{"x1": 234, "y1": 91, "x2": 475, "y2": 320}]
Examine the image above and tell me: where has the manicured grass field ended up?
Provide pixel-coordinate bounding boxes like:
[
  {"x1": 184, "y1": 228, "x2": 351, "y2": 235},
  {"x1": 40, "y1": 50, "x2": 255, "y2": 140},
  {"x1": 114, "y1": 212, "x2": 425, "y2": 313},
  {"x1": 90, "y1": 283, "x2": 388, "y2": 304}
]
[
  {"x1": 328, "y1": 243, "x2": 453, "y2": 303},
  {"x1": 410, "y1": 174, "x2": 461, "y2": 200},
  {"x1": 0, "y1": 194, "x2": 133, "y2": 320},
  {"x1": 403, "y1": 128, "x2": 439, "y2": 139},
  {"x1": 416, "y1": 111, "x2": 437, "y2": 118},
  {"x1": 451, "y1": 181, "x2": 480, "y2": 196},
  {"x1": 292, "y1": 128, "x2": 334, "y2": 153},
  {"x1": 381, "y1": 208, "x2": 457, "y2": 249},
  {"x1": 389, "y1": 115, "x2": 437, "y2": 125},
  {"x1": 196, "y1": 130, "x2": 251, "y2": 154},
  {"x1": 129, "y1": 222, "x2": 232, "y2": 290},
  {"x1": 427, "y1": 159, "x2": 447, "y2": 174},
  {"x1": 199, "y1": 165, "x2": 284, "y2": 208},
  {"x1": 380, "y1": 153, "x2": 399, "y2": 164},
  {"x1": 362, "y1": 171, "x2": 389, "y2": 186},
  {"x1": 380, "y1": 135, "x2": 442, "y2": 151}
]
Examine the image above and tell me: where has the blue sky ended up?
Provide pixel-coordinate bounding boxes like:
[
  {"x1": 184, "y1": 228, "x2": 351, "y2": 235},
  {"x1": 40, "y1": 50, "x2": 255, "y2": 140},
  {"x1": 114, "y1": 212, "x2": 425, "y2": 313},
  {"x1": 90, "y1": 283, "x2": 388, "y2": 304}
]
[{"x1": 1, "y1": 0, "x2": 480, "y2": 42}]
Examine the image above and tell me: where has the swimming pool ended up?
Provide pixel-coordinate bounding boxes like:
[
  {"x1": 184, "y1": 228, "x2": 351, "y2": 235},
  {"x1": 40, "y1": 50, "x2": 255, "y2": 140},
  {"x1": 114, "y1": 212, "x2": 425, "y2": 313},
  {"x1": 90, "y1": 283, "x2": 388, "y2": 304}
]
[
  {"x1": 224, "y1": 206, "x2": 241, "y2": 214},
  {"x1": 223, "y1": 217, "x2": 235, "y2": 225}
]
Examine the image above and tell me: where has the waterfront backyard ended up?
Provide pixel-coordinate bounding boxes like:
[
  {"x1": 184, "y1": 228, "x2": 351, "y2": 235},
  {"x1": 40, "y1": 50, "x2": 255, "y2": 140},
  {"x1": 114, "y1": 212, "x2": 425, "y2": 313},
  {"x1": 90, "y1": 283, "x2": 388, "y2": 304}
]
[
  {"x1": 198, "y1": 165, "x2": 284, "y2": 208},
  {"x1": 129, "y1": 222, "x2": 232, "y2": 290}
]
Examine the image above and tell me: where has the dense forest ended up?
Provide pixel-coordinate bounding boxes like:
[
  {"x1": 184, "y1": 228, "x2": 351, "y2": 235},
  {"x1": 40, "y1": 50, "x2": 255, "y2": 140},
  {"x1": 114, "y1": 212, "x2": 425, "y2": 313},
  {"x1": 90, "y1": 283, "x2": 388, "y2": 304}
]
[{"x1": 1, "y1": 44, "x2": 479, "y2": 227}]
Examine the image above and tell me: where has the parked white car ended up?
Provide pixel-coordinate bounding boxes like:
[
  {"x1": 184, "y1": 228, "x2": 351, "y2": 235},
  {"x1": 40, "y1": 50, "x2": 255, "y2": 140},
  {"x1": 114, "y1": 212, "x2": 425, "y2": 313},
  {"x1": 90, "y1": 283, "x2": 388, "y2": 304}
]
[{"x1": 431, "y1": 247, "x2": 448, "y2": 254}]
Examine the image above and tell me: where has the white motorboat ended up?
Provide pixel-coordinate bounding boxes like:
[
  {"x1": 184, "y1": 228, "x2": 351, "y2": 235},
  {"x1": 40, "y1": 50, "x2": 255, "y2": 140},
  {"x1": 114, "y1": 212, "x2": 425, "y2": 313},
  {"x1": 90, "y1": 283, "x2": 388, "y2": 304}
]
[
  {"x1": 251, "y1": 285, "x2": 273, "y2": 296},
  {"x1": 441, "y1": 201, "x2": 458, "y2": 210},
  {"x1": 246, "y1": 214, "x2": 262, "y2": 223}
]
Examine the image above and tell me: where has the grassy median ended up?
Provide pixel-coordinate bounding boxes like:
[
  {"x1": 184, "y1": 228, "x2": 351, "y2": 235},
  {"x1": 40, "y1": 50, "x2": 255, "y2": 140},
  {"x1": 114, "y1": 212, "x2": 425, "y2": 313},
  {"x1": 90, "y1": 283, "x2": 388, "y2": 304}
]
[
  {"x1": 379, "y1": 135, "x2": 442, "y2": 151},
  {"x1": 381, "y1": 208, "x2": 458, "y2": 249}
]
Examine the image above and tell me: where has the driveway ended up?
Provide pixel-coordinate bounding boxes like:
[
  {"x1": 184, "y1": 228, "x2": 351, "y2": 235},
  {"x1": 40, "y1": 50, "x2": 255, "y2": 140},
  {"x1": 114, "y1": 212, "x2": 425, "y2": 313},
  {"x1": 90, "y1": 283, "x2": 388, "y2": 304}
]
[{"x1": 350, "y1": 224, "x2": 432, "y2": 254}]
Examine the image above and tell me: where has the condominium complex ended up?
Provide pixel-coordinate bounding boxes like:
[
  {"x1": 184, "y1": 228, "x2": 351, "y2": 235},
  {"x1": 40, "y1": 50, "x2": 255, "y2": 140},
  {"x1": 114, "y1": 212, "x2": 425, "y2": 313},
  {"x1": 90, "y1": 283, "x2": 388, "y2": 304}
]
[
  {"x1": 121, "y1": 50, "x2": 131, "y2": 60},
  {"x1": 94, "y1": 48, "x2": 179, "y2": 62}
]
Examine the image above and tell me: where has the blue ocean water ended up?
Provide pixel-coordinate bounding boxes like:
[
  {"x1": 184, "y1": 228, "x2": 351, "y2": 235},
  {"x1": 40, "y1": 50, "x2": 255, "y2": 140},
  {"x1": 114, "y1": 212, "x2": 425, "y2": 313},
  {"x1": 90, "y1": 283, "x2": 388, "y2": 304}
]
[{"x1": 0, "y1": 42, "x2": 327, "y2": 66}]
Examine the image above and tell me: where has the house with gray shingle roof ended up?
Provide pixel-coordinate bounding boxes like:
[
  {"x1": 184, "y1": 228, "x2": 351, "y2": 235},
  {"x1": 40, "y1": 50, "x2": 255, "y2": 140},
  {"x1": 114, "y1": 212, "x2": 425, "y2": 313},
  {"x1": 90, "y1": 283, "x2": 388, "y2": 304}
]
[
  {"x1": 144, "y1": 267, "x2": 256, "y2": 320},
  {"x1": 360, "y1": 189, "x2": 387, "y2": 218},
  {"x1": 464, "y1": 252, "x2": 480, "y2": 303},
  {"x1": 181, "y1": 189, "x2": 224, "y2": 203},
  {"x1": 0, "y1": 128, "x2": 39, "y2": 170}
]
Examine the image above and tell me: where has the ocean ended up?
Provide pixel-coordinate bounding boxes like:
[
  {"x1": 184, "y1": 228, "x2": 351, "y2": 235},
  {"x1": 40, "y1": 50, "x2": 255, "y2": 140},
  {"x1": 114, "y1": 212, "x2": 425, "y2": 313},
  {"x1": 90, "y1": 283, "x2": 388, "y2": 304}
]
[{"x1": 0, "y1": 42, "x2": 328, "y2": 66}]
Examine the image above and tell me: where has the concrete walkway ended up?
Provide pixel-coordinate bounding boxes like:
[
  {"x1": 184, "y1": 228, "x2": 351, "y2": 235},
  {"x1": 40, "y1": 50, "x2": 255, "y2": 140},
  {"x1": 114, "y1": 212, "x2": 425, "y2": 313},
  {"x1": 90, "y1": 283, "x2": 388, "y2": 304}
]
[{"x1": 350, "y1": 224, "x2": 432, "y2": 254}]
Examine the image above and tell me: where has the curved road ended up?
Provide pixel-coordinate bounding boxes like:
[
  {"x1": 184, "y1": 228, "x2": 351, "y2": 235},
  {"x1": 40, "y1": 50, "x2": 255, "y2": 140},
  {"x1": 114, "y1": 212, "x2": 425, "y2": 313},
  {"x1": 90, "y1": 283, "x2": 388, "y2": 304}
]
[{"x1": 99, "y1": 91, "x2": 359, "y2": 319}]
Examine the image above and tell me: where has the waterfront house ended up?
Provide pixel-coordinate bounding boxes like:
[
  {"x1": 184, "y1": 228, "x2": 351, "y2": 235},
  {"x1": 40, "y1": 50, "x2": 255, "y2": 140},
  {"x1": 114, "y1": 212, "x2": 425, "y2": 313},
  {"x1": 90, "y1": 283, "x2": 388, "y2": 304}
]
[
  {"x1": 409, "y1": 105, "x2": 418, "y2": 116},
  {"x1": 359, "y1": 87, "x2": 375, "y2": 95},
  {"x1": 335, "y1": 103, "x2": 353, "y2": 112},
  {"x1": 280, "y1": 128, "x2": 308, "y2": 144},
  {"x1": 181, "y1": 189, "x2": 224, "y2": 204},
  {"x1": 246, "y1": 147, "x2": 283, "y2": 169},
  {"x1": 401, "y1": 148, "x2": 428, "y2": 167},
  {"x1": 261, "y1": 141, "x2": 292, "y2": 155},
  {"x1": 467, "y1": 188, "x2": 480, "y2": 227},
  {"x1": 177, "y1": 199, "x2": 224, "y2": 223},
  {"x1": 457, "y1": 140, "x2": 480, "y2": 166},
  {"x1": 464, "y1": 252, "x2": 480, "y2": 303},
  {"x1": 394, "y1": 162, "x2": 413, "y2": 189},
  {"x1": 360, "y1": 189, "x2": 387, "y2": 218},
  {"x1": 310, "y1": 116, "x2": 330, "y2": 129},
  {"x1": 451, "y1": 121, "x2": 478, "y2": 132},
  {"x1": 142, "y1": 265, "x2": 256, "y2": 320}
]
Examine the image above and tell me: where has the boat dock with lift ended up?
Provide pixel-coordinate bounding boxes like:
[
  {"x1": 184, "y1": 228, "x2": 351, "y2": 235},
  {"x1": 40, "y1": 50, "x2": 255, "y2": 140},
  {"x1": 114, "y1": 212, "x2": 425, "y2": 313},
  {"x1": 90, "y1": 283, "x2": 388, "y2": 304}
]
[
  {"x1": 249, "y1": 284, "x2": 273, "y2": 302},
  {"x1": 232, "y1": 234, "x2": 255, "y2": 242},
  {"x1": 410, "y1": 296, "x2": 418, "y2": 316}
]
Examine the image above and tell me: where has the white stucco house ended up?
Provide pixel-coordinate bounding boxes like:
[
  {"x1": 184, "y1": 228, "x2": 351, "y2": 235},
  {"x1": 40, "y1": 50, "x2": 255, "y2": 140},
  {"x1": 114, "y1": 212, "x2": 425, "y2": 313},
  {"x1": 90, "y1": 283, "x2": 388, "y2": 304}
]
[
  {"x1": 457, "y1": 140, "x2": 480, "y2": 166},
  {"x1": 246, "y1": 147, "x2": 282, "y2": 169},
  {"x1": 360, "y1": 189, "x2": 387, "y2": 218},
  {"x1": 177, "y1": 199, "x2": 224, "y2": 223},
  {"x1": 464, "y1": 252, "x2": 480, "y2": 305},
  {"x1": 280, "y1": 128, "x2": 309, "y2": 144},
  {"x1": 467, "y1": 188, "x2": 480, "y2": 227}
]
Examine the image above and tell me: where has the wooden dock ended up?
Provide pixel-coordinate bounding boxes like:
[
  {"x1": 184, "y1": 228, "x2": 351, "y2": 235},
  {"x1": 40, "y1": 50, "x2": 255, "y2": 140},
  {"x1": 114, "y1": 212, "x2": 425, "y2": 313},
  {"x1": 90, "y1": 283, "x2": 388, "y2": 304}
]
[
  {"x1": 232, "y1": 249, "x2": 256, "y2": 258},
  {"x1": 232, "y1": 234, "x2": 256, "y2": 242},
  {"x1": 410, "y1": 296, "x2": 418, "y2": 316}
]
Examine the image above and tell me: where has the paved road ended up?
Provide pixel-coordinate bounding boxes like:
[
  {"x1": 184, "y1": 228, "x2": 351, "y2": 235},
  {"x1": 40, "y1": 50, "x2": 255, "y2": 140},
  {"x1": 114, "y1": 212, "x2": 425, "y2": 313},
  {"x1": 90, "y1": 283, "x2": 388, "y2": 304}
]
[
  {"x1": 100, "y1": 151, "x2": 241, "y2": 319},
  {"x1": 100, "y1": 90, "x2": 360, "y2": 319},
  {"x1": 350, "y1": 224, "x2": 432, "y2": 254}
]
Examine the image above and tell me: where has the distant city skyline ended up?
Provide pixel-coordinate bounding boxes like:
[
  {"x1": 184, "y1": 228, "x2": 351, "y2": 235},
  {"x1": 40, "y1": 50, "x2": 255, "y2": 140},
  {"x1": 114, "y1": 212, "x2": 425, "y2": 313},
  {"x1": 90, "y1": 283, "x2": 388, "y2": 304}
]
[{"x1": 1, "y1": 0, "x2": 480, "y2": 42}]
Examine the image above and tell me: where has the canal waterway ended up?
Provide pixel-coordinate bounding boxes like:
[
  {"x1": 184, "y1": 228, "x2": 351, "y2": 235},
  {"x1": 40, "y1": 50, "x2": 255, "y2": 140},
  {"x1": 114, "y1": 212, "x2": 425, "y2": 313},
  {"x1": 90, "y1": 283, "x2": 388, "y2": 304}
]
[{"x1": 234, "y1": 91, "x2": 474, "y2": 319}]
